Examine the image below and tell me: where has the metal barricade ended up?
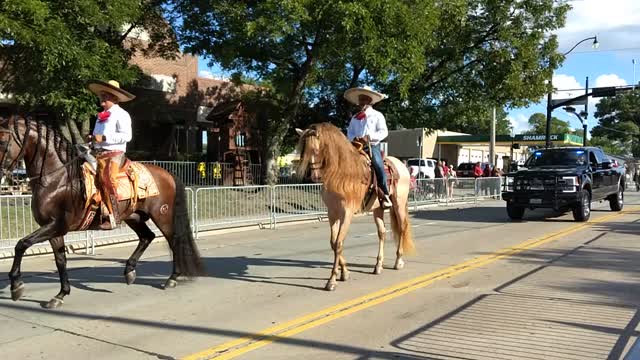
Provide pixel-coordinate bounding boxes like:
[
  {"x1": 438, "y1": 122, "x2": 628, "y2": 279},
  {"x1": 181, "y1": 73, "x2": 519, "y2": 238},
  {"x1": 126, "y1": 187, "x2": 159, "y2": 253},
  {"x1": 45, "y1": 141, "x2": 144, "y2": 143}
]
[
  {"x1": 475, "y1": 177, "x2": 503, "y2": 200},
  {"x1": 194, "y1": 186, "x2": 272, "y2": 236},
  {"x1": 448, "y1": 177, "x2": 478, "y2": 202},
  {"x1": 271, "y1": 184, "x2": 325, "y2": 227}
]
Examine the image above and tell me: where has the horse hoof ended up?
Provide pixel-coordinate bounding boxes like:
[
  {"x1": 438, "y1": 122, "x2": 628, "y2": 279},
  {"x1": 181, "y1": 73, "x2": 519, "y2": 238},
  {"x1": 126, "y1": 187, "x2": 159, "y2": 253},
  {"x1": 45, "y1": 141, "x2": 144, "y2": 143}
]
[
  {"x1": 11, "y1": 282, "x2": 25, "y2": 301},
  {"x1": 340, "y1": 272, "x2": 350, "y2": 282},
  {"x1": 44, "y1": 297, "x2": 63, "y2": 309},
  {"x1": 394, "y1": 260, "x2": 405, "y2": 270},
  {"x1": 372, "y1": 266, "x2": 383, "y2": 275},
  {"x1": 164, "y1": 279, "x2": 178, "y2": 289},
  {"x1": 125, "y1": 270, "x2": 136, "y2": 285},
  {"x1": 325, "y1": 282, "x2": 336, "y2": 291}
]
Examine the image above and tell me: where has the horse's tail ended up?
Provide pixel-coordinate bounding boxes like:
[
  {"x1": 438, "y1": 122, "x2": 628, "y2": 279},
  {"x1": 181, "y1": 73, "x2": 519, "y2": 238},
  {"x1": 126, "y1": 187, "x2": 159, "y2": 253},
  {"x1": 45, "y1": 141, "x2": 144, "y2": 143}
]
[
  {"x1": 171, "y1": 175, "x2": 205, "y2": 277},
  {"x1": 389, "y1": 199, "x2": 415, "y2": 255}
]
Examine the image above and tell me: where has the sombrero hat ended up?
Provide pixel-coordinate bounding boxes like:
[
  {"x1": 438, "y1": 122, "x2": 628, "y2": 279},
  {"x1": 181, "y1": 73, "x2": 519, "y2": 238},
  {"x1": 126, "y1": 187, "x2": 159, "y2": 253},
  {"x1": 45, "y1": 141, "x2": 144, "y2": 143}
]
[
  {"x1": 343, "y1": 85, "x2": 387, "y2": 105},
  {"x1": 87, "y1": 80, "x2": 136, "y2": 103}
]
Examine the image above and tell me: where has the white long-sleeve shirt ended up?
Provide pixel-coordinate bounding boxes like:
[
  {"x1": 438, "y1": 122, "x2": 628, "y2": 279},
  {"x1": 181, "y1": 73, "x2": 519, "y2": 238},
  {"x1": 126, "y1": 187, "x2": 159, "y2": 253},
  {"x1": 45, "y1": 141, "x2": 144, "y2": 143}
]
[
  {"x1": 92, "y1": 104, "x2": 132, "y2": 152},
  {"x1": 346, "y1": 106, "x2": 388, "y2": 145}
]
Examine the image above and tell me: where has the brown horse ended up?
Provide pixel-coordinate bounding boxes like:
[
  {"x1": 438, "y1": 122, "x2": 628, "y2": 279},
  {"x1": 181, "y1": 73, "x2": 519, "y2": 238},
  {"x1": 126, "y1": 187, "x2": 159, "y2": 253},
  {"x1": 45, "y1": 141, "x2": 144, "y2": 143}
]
[
  {"x1": 296, "y1": 123, "x2": 414, "y2": 291},
  {"x1": 0, "y1": 117, "x2": 205, "y2": 308}
]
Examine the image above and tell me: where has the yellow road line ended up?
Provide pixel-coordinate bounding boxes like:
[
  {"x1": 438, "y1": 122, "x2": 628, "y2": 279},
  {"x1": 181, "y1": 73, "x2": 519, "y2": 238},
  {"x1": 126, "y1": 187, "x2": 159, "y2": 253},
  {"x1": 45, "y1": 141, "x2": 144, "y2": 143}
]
[{"x1": 182, "y1": 207, "x2": 638, "y2": 360}]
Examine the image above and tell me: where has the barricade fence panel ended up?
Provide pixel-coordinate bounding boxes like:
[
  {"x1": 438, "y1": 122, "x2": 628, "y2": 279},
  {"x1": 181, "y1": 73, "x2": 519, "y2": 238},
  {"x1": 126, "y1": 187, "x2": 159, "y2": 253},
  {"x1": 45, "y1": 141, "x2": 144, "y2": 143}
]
[
  {"x1": 194, "y1": 186, "x2": 272, "y2": 234},
  {"x1": 0, "y1": 179, "x2": 506, "y2": 252},
  {"x1": 272, "y1": 184, "x2": 325, "y2": 225}
]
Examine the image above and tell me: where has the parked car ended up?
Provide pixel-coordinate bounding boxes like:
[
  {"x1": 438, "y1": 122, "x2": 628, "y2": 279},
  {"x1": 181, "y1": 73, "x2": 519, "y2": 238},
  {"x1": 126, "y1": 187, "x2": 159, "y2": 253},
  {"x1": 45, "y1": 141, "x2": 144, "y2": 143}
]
[
  {"x1": 456, "y1": 162, "x2": 490, "y2": 178},
  {"x1": 502, "y1": 147, "x2": 625, "y2": 222},
  {"x1": 407, "y1": 158, "x2": 436, "y2": 179}
]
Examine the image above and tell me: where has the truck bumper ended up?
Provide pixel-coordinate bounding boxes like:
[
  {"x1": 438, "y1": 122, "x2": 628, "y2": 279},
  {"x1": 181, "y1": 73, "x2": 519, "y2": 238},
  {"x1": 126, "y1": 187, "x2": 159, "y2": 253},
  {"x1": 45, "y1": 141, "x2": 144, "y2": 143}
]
[{"x1": 502, "y1": 191, "x2": 582, "y2": 211}]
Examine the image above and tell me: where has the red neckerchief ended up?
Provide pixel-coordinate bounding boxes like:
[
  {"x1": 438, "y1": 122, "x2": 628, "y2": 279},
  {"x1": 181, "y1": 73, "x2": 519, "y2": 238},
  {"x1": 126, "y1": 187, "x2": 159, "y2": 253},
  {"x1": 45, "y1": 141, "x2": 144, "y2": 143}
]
[
  {"x1": 98, "y1": 110, "x2": 111, "y2": 122},
  {"x1": 355, "y1": 106, "x2": 369, "y2": 121}
]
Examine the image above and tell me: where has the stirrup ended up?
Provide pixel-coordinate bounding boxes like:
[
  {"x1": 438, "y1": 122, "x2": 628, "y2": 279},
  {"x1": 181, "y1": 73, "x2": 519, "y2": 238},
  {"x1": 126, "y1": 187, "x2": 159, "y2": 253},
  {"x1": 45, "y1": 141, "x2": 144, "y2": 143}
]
[
  {"x1": 99, "y1": 214, "x2": 117, "y2": 230},
  {"x1": 381, "y1": 195, "x2": 392, "y2": 209}
]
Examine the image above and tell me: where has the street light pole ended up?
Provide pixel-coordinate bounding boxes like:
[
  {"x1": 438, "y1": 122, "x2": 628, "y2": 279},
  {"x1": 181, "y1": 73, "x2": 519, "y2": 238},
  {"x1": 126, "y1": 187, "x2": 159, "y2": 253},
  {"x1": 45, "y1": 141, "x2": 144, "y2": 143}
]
[{"x1": 545, "y1": 36, "x2": 599, "y2": 148}]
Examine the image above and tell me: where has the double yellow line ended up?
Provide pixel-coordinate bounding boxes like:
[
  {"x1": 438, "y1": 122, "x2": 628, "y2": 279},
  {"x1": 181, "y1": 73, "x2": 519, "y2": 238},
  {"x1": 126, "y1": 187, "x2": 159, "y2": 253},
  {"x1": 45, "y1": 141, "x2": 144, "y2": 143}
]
[{"x1": 183, "y1": 208, "x2": 637, "y2": 360}]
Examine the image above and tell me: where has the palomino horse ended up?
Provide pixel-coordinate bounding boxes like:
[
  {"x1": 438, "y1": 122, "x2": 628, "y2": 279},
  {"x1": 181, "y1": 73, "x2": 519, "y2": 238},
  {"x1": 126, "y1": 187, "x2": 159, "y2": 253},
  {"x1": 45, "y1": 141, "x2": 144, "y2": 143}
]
[
  {"x1": 0, "y1": 117, "x2": 205, "y2": 308},
  {"x1": 296, "y1": 123, "x2": 414, "y2": 291}
]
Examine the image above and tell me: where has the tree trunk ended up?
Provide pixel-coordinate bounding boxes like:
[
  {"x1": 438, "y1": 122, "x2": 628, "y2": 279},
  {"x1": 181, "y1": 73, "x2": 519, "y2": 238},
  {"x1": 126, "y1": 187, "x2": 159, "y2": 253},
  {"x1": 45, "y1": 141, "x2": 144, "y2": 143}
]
[{"x1": 67, "y1": 118, "x2": 83, "y2": 144}]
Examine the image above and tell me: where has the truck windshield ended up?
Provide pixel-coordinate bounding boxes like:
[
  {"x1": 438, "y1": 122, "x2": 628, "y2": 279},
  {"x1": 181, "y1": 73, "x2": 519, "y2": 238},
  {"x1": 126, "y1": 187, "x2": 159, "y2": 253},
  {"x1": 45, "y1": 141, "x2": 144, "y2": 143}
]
[{"x1": 524, "y1": 150, "x2": 587, "y2": 167}]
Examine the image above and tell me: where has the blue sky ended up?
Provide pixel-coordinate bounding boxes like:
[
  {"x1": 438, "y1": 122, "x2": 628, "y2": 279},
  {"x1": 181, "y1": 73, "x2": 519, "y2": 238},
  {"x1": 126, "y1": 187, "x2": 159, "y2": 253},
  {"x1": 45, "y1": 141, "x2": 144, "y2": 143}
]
[
  {"x1": 196, "y1": 0, "x2": 640, "y2": 136},
  {"x1": 507, "y1": 0, "x2": 640, "y2": 135}
]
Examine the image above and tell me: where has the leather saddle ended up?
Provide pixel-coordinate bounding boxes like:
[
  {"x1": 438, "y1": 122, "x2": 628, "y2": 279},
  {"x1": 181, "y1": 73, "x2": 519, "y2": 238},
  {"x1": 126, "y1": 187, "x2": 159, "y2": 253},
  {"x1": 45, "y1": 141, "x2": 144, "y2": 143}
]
[
  {"x1": 75, "y1": 145, "x2": 160, "y2": 230},
  {"x1": 351, "y1": 139, "x2": 394, "y2": 210}
]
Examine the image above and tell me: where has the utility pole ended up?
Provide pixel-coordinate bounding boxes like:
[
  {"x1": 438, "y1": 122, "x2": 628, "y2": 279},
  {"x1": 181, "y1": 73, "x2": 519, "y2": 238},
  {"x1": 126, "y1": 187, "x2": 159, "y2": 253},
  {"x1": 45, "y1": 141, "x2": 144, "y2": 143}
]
[
  {"x1": 584, "y1": 76, "x2": 589, "y2": 146},
  {"x1": 634, "y1": 59, "x2": 636, "y2": 89},
  {"x1": 490, "y1": 107, "x2": 496, "y2": 166}
]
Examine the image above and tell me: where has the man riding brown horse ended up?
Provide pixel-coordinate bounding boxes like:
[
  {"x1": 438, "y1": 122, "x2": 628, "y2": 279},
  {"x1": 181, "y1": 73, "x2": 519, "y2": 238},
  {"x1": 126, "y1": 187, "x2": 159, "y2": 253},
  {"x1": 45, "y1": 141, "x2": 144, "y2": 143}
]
[
  {"x1": 345, "y1": 85, "x2": 392, "y2": 209},
  {"x1": 86, "y1": 80, "x2": 135, "y2": 230}
]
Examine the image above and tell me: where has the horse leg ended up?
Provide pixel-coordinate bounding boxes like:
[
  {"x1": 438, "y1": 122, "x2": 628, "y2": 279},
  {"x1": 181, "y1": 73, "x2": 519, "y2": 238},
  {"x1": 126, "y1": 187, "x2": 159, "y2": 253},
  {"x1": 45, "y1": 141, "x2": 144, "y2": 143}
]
[
  {"x1": 123, "y1": 218, "x2": 155, "y2": 285},
  {"x1": 372, "y1": 206, "x2": 386, "y2": 275},
  {"x1": 391, "y1": 196, "x2": 414, "y2": 270},
  {"x1": 8, "y1": 222, "x2": 62, "y2": 301},
  {"x1": 45, "y1": 236, "x2": 69, "y2": 309},
  {"x1": 326, "y1": 210, "x2": 353, "y2": 291}
]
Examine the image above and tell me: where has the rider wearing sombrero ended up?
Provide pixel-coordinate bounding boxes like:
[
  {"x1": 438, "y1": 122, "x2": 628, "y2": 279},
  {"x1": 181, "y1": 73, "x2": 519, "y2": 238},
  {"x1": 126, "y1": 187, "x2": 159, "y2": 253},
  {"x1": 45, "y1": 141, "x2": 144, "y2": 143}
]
[
  {"x1": 345, "y1": 85, "x2": 392, "y2": 209},
  {"x1": 86, "y1": 80, "x2": 135, "y2": 230}
]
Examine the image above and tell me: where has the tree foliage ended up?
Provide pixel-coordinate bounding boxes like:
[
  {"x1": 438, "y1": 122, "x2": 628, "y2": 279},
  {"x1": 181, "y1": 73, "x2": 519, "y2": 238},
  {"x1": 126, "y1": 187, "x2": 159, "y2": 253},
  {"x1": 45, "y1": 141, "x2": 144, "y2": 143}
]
[
  {"x1": 174, "y1": 0, "x2": 569, "y2": 183},
  {"x1": 591, "y1": 90, "x2": 640, "y2": 157},
  {"x1": 524, "y1": 112, "x2": 571, "y2": 135},
  {"x1": 0, "y1": 0, "x2": 177, "y2": 143}
]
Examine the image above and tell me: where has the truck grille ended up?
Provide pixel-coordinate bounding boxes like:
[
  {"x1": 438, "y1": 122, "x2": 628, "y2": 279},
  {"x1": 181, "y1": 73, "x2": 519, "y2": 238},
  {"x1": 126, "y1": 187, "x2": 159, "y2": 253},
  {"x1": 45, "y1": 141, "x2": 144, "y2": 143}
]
[{"x1": 515, "y1": 177, "x2": 556, "y2": 191}]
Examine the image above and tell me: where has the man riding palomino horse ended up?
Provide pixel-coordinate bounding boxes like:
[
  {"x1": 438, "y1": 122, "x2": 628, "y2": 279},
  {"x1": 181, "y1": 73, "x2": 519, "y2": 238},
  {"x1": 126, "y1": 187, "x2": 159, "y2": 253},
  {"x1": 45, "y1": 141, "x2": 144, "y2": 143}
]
[
  {"x1": 86, "y1": 79, "x2": 134, "y2": 230},
  {"x1": 345, "y1": 85, "x2": 392, "y2": 209}
]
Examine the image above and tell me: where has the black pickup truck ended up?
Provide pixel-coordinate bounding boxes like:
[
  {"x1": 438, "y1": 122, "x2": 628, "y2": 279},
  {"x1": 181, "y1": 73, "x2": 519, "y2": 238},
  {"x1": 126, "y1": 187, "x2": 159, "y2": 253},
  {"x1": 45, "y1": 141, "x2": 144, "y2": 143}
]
[{"x1": 502, "y1": 147, "x2": 625, "y2": 222}]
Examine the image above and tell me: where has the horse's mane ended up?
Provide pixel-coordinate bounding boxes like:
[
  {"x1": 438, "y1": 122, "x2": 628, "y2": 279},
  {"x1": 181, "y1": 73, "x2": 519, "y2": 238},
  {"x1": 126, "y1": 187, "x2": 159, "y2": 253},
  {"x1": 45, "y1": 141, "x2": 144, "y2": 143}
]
[
  {"x1": 3, "y1": 116, "x2": 85, "y2": 197},
  {"x1": 297, "y1": 122, "x2": 368, "y2": 210}
]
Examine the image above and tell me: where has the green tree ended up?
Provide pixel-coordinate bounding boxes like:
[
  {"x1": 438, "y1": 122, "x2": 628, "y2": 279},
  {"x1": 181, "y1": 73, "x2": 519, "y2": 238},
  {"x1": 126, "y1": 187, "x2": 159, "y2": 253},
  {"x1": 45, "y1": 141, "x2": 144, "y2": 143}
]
[
  {"x1": 0, "y1": 0, "x2": 177, "y2": 143},
  {"x1": 176, "y1": 0, "x2": 438, "y2": 183},
  {"x1": 591, "y1": 90, "x2": 640, "y2": 157},
  {"x1": 523, "y1": 113, "x2": 571, "y2": 135},
  {"x1": 175, "y1": 0, "x2": 569, "y2": 183}
]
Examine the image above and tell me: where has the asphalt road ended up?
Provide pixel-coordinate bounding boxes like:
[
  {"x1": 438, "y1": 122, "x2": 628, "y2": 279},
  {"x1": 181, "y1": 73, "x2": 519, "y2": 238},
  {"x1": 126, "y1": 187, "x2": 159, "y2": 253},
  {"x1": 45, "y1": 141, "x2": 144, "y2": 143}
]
[{"x1": 1, "y1": 193, "x2": 640, "y2": 360}]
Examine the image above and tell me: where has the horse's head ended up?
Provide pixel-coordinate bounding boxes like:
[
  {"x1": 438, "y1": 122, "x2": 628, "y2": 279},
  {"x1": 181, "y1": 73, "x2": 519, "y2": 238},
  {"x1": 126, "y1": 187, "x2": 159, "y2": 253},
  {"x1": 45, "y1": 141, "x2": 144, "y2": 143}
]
[
  {"x1": 0, "y1": 119, "x2": 24, "y2": 176},
  {"x1": 295, "y1": 126, "x2": 323, "y2": 183}
]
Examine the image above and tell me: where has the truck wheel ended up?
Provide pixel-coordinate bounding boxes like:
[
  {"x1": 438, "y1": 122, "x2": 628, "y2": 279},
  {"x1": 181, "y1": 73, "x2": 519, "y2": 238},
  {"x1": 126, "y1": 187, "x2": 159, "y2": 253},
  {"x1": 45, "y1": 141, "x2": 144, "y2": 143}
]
[
  {"x1": 609, "y1": 186, "x2": 624, "y2": 211},
  {"x1": 507, "y1": 203, "x2": 525, "y2": 220},
  {"x1": 572, "y1": 190, "x2": 591, "y2": 222}
]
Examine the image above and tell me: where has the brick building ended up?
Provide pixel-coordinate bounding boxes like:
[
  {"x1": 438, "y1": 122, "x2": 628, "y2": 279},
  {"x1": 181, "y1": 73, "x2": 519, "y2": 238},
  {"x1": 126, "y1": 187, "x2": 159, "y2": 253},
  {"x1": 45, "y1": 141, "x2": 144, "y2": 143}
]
[{"x1": 125, "y1": 42, "x2": 260, "y2": 163}]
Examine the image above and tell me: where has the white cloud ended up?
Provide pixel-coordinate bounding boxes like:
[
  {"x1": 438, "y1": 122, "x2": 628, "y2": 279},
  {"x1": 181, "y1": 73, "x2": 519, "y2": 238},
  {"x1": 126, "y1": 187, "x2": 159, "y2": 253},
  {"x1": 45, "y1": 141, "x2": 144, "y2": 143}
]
[
  {"x1": 198, "y1": 70, "x2": 215, "y2": 79},
  {"x1": 508, "y1": 113, "x2": 530, "y2": 134},
  {"x1": 556, "y1": 0, "x2": 640, "y2": 52},
  {"x1": 552, "y1": 74, "x2": 583, "y2": 100},
  {"x1": 594, "y1": 73, "x2": 628, "y2": 87}
]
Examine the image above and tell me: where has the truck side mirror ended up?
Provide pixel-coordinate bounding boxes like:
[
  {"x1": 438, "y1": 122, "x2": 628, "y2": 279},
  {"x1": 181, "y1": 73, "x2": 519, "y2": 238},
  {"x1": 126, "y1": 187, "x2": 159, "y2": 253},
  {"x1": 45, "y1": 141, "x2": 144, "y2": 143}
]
[{"x1": 601, "y1": 161, "x2": 613, "y2": 169}]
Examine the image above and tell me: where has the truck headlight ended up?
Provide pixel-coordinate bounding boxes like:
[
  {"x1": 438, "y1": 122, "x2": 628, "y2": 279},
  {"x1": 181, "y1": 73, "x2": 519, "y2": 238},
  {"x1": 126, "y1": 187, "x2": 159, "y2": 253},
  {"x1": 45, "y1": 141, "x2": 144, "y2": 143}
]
[
  {"x1": 504, "y1": 176, "x2": 514, "y2": 192},
  {"x1": 559, "y1": 176, "x2": 579, "y2": 192}
]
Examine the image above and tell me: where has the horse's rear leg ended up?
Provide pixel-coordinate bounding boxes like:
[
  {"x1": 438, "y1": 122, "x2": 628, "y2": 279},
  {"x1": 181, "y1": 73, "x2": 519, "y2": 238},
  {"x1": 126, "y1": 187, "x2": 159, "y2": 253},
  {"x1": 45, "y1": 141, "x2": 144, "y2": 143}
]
[
  {"x1": 123, "y1": 217, "x2": 156, "y2": 285},
  {"x1": 372, "y1": 206, "x2": 386, "y2": 275}
]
